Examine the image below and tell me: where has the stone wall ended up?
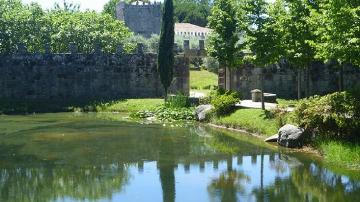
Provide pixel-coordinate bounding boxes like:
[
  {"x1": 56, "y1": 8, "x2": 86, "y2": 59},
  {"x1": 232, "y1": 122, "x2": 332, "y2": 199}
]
[
  {"x1": 0, "y1": 46, "x2": 189, "y2": 101},
  {"x1": 116, "y1": 1, "x2": 161, "y2": 38},
  {"x1": 222, "y1": 62, "x2": 360, "y2": 99}
]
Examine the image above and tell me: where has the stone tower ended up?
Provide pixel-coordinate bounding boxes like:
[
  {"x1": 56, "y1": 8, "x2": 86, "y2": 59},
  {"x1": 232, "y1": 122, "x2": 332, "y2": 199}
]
[{"x1": 116, "y1": 1, "x2": 161, "y2": 38}]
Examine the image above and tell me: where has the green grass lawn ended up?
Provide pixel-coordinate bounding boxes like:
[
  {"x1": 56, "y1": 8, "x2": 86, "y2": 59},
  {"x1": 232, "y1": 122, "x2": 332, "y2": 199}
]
[
  {"x1": 212, "y1": 108, "x2": 279, "y2": 136},
  {"x1": 95, "y1": 99, "x2": 164, "y2": 113},
  {"x1": 277, "y1": 98, "x2": 300, "y2": 107},
  {"x1": 318, "y1": 141, "x2": 360, "y2": 169},
  {"x1": 190, "y1": 70, "x2": 218, "y2": 90}
]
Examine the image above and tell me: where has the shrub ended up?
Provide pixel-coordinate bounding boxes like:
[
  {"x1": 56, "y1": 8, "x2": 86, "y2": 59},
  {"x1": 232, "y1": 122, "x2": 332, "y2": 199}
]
[
  {"x1": 210, "y1": 90, "x2": 240, "y2": 116},
  {"x1": 165, "y1": 93, "x2": 189, "y2": 108},
  {"x1": 131, "y1": 106, "x2": 195, "y2": 121},
  {"x1": 203, "y1": 85, "x2": 211, "y2": 90},
  {"x1": 293, "y1": 91, "x2": 360, "y2": 140},
  {"x1": 203, "y1": 57, "x2": 219, "y2": 73},
  {"x1": 268, "y1": 107, "x2": 290, "y2": 129}
]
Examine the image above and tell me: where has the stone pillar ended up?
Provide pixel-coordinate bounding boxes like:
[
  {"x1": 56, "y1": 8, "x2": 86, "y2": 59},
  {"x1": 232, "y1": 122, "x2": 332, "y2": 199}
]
[
  {"x1": 137, "y1": 43, "x2": 144, "y2": 54},
  {"x1": 183, "y1": 40, "x2": 190, "y2": 50},
  {"x1": 94, "y1": 42, "x2": 102, "y2": 54},
  {"x1": 115, "y1": 1, "x2": 125, "y2": 20},
  {"x1": 17, "y1": 43, "x2": 27, "y2": 55},
  {"x1": 69, "y1": 42, "x2": 77, "y2": 54},
  {"x1": 116, "y1": 44, "x2": 124, "y2": 55},
  {"x1": 44, "y1": 43, "x2": 51, "y2": 54},
  {"x1": 218, "y1": 68, "x2": 226, "y2": 90}
]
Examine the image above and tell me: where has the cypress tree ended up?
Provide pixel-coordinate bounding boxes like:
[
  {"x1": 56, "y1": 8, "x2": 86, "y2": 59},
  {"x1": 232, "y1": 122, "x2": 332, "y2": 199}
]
[{"x1": 158, "y1": 0, "x2": 175, "y2": 99}]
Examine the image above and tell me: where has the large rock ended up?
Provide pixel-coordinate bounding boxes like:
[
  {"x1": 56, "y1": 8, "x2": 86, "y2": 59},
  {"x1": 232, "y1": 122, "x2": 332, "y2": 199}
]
[
  {"x1": 277, "y1": 124, "x2": 305, "y2": 148},
  {"x1": 195, "y1": 105, "x2": 213, "y2": 121},
  {"x1": 265, "y1": 134, "x2": 279, "y2": 142}
]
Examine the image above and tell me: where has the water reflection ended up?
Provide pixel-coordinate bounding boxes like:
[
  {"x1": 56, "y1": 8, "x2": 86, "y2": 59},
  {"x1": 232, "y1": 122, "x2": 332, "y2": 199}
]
[{"x1": 0, "y1": 113, "x2": 359, "y2": 202}]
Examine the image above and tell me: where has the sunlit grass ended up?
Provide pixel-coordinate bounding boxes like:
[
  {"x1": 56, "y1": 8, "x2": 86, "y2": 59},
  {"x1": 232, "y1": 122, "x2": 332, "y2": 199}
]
[
  {"x1": 318, "y1": 141, "x2": 360, "y2": 169},
  {"x1": 190, "y1": 70, "x2": 218, "y2": 90},
  {"x1": 212, "y1": 109, "x2": 278, "y2": 136},
  {"x1": 97, "y1": 99, "x2": 164, "y2": 113}
]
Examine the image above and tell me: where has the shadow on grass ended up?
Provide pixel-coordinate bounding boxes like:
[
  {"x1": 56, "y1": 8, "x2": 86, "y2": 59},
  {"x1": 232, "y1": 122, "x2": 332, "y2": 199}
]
[{"x1": 0, "y1": 98, "x2": 128, "y2": 115}]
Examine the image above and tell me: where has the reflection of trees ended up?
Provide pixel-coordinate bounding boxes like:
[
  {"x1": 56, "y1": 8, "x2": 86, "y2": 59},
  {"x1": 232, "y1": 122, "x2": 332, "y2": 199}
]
[
  {"x1": 208, "y1": 171, "x2": 251, "y2": 202},
  {"x1": 0, "y1": 165, "x2": 129, "y2": 202},
  {"x1": 253, "y1": 158, "x2": 360, "y2": 202},
  {"x1": 290, "y1": 164, "x2": 360, "y2": 202}
]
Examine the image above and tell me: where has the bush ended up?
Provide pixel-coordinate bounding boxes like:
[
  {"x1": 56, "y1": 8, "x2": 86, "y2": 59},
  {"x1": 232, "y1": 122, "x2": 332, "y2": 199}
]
[
  {"x1": 203, "y1": 57, "x2": 219, "y2": 73},
  {"x1": 268, "y1": 107, "x2": 290, "y2": 129},
  {"x1": 294, "y1": 91, "x2": 360, "y2": 140},
  {"x1": 130, "y1": 106, "x2": 195, "y2": 121},
  {"x1": 166, "y1": 93, "x2": 189, "y2": 108},
  {"x1": 210, "y1": 90, "x2": 240, "y2": 116}
]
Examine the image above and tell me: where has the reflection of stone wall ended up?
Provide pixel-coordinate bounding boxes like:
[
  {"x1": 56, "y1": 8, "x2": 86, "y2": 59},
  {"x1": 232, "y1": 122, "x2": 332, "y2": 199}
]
[
  {"x1": 116, "y1": 1, "x2": 161, "y2": 38},
  {"x1": 223, "y1": 62, "x2": 360, "y2": 99},
  {"x1": 0, "y1": 48, "x2": 189, "y2": 101}
]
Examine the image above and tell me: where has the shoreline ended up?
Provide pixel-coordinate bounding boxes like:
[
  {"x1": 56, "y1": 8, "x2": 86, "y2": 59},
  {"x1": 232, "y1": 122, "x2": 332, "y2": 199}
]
[{"x1": 206, "y1": 122, "x2": 322, "y2": 156}]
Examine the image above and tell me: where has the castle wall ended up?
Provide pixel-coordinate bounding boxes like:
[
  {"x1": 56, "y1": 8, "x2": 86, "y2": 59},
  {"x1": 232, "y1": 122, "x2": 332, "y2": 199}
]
[
  {"x1": 222, "y1": 62, "x2": 360, "y2": 99},
  {"x1": 116, "y1": 2, "x2": 161, "y2": 38},
  {"x1": 0, "y1": 46, "x2": 189, "y2": 101}
]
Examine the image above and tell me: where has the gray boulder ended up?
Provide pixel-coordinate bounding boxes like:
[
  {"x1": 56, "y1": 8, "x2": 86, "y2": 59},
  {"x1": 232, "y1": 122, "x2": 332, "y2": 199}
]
[
  {"x1": 195, "y1": 105, "x2": 213, "y2": 121},
  {"x1": 277, "y1": 124, "x2": 305, "y2": 148}
]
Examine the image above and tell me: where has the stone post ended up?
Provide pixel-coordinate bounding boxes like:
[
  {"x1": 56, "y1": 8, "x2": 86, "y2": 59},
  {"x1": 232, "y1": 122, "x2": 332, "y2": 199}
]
[
  {"x1": 17, "y1": 43, "x2": 27, "y2": 55},
  {"x1": 69, "y1": 42, "x2": 77, "y2": 54},
  {"x1": 137, "y1": 43, "x2": 144, "y2": 54},
  {"x1": 116, "y1": 44, "x2": 124, "y2": 55},
  {"x1": 44, "y1": 43, "x2": 51, "y2": 54}
]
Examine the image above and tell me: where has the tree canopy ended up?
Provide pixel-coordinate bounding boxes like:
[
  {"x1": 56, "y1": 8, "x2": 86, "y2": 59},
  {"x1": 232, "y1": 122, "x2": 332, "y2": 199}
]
[{"x1": 0, "y1": 0, "x2": 133, "y2": 54}]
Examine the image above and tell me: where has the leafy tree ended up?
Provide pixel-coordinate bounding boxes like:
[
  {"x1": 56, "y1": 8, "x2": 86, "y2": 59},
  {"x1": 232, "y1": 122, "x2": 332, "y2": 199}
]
[
  {"x1": 103, "y1": 0, "x2": 120, "y2": 18},
  {"x1": 241, "y1": 0, "x2": 285, "y2": 109},
  {"x1": 0, "y1": 0, "x2": 133, "y2": 54},
  {"x1": 309, "y1": 0, "x2": 360, "y2": 90},
  {"x1": 158, "y1": 0, "x2": 175, "y2": 99},
  {"x1": 278, "y1": 0, "x2": 316, "y2": 99},
  {"x1": 53, "y1": 0, "x2": 80, "y2": 12},
  {"x1": 174, "y1": 0, "x2": 212, "y2": 27},
  {"x1": 207, "y1": 0, "x2": 241, "y2": 90}
]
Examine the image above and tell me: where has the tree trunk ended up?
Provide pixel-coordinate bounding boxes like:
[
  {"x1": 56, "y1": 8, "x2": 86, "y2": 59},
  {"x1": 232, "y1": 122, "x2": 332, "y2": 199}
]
[
  {"x1": 297, "y1": 69, "x2": 302, "y2": 100},
  {"x1": 164, "y1": 88, "x2": 168, "y2": 102},
  {"x1": 305, "y1": 67, "x2": 310, "y2": 98},
  {"x1": 261, "y1": 74, "x2": 265, "y2": 110},
  {"x1": 339, "y1": 65, "x2": 344, "y2": 91}
]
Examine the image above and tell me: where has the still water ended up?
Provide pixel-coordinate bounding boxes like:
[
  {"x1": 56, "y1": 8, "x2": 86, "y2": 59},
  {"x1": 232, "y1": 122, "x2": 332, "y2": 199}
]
[{"x1": 0, "y1": 113, "x2": 359, "y2": 202}]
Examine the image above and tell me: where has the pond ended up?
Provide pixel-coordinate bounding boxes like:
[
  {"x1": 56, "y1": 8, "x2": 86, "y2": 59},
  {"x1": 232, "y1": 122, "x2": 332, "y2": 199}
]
[{"x1": 0, "y1": 113, "x2": 359, "y2": 202}]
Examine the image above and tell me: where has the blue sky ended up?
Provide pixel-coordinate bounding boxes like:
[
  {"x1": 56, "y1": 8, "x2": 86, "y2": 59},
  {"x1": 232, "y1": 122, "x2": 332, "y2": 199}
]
[{"x1": 22, "y1": 0, "x2": 163, "y2": 12}]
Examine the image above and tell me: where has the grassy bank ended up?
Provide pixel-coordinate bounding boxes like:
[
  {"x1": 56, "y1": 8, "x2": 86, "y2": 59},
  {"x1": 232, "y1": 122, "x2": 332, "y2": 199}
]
[
  {"x1": 317, "y1": 141, "x2": 360, "y2": 169},
  {"x1": 93, "y1": 99, "x2": 164, "y2": 113},
  {"x1": 0, "y1": 99, "x2": 164, "y2": 114},
  {"x1": 190, "y1": 70, "x2": 218, "y2": 95},
  {"x1": 212, "y1": 108, "x2": 279, "y2": 136}
]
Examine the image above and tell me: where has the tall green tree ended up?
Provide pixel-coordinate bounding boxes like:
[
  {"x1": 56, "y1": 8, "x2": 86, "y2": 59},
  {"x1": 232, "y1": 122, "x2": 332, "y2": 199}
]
[
  {"x1": 279, "y1": 0, "x2": 316, "y2": 99},
  {"x1": 103, "y1": 0, "x2": 121, "y2": 18},
  {"x1": 174, "y1": 0, "x2": 212, "y2": 27},
  {"x1": 207, "y1": 0, "x2": 241, "y2": 90},
  {"x1": 242, "y1": 0, "x2": 282, "y2": 109},
  {"x1": 0, "y1": 0, "x2": 133, "y2": 54},
  {"x1": 309, "y1": 0, "x2": 360, "y2": 91},
  {"x1": 158, "y1": 0, "x2": 175, "y2": 99}
]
